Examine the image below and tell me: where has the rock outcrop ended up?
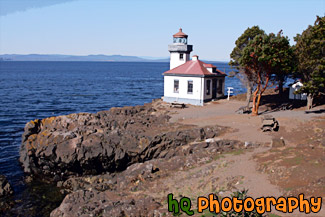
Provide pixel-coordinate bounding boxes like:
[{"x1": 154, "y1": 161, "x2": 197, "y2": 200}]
[
  {"x1": 19, "y1": 102, "x2": 225, "y2": 180},
  {"x1": 0, "y1": 175, "x2": 14, "y2": 215},
  {"x1": 0, "y1": 175, "x2": 13, "y2": 197},
  {"x1": 50, "y1": 190, "x2": 163, "y2": 217},
  {"x1": 19, "y1": 100, "x2": 248, "y2": 216},
  {"x1": 50, "y1": 138, "x2": 242, "y2": 217}
]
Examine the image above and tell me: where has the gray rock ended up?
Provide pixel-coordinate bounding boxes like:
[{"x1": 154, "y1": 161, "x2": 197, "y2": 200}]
[
  {"x1": 271, "y1": 137, "x2": 286, "y2": 147},
  {"x1": 19, "y1": 103, "x2": 226, "y2": 180},
  {"x1": 244, "y1": 141, "x2": 259, "y2": 148},
  {"x1": 50, "y1": 190, "x2": 162, "y2": 217},
  {"x1": 0, "y1": 175, "x2": 13, "y2": 197}
]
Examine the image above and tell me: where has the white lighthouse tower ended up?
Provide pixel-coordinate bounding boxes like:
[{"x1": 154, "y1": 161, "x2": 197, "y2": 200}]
[
  {"x1": 163, "y1": 28, "x2": 226, "y2": 106},
  {"x1": 168, "y1": 28, "x2": 193, "y2": 70}
]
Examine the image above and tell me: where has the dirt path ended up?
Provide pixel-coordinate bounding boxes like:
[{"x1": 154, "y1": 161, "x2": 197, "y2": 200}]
[
  {"x1": 143, "y1": 144, "x2": 325, "y2": 216},
  {"x1": 169, "y1": 100, "x2": 273, "y2": 145},
  {"x1": 164, "y1": 99, "x2": 325, "y2": 216},
  {"x1": 169, "y1": 99, "x2": 325, "y2": 145},
  {"x1": 142, "y1": 146, "x2": 283, "y2": 214}
]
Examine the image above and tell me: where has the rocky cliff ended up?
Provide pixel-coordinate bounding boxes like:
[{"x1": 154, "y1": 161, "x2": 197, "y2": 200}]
[
  {"x1": 19, "y1": 100, "x2": 245, "y2": 216},
  {"x1": 20, "y1": 102, "x2": 225, "y2": 179}
]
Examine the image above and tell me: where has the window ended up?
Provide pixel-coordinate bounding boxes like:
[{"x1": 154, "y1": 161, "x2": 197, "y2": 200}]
[
  {"x1": 180, "y1": 53, "x2": 184, "y2": 60},
  {"x1": 206, "y1": 80, "x2": 211, "y2": 95},
  {"x1": 187, "y1": 80, "x2": 193, "y2": 94},
  {"x1": 174, "y1": 80, "x2": 179, "y2": 93}
]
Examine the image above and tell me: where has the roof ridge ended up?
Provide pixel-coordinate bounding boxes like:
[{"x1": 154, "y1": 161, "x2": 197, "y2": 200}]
[
  {"x1": 163, "y1": 59, "x2": 226, "y2": 76},
  {"x1": 197, "y1": 60, "x2": 212, "y2": 74}
]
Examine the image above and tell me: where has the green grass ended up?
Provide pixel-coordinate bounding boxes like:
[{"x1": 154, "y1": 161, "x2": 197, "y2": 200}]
[
  {"x1": 225, "y1": 149, "x2": 244, "y2": 155},
  {"x1": 193, "y1": 208, "x2": 217, "y2": 217},
  {"x1": 283, "y1": 155, "x2": 303, "y2": 166},
  {"x1": 284, "y1": 187, "x2": 293, "y2": 191},
  {"x1": 213, "y1": 154, "x2": 225, "y2": 161}
]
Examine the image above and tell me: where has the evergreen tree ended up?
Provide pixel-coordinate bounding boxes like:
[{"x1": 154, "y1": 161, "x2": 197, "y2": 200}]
[
  {"x1": 272, "y1": 30, "x2": 296, "y2": 96},
  {"x1": 240, "y1": 32, "x2": 295, "y2": 115},
  {"x1": 294, "y1": 16, "x2": 325, "y2": 109},
  {"x1": 229, "y1": 26, "x2": 265, "y2": 108}
]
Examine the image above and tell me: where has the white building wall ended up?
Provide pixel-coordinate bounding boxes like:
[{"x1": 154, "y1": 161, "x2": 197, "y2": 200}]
[
  {"x1": 170, "y1": 53, "x2": 190, "y2": 70},
  {"x1": 289, "y1": 86, "x2": 307, "y2": 100},
  {"x1": 164, "y1": 75, "x2": 225, "y2": 106},
  {"x1": 206, "y1": 68, "x2": 213, "y2": 73},
  {"x1": 164, "y1": 76, "x2": 204, "y2": 105}
]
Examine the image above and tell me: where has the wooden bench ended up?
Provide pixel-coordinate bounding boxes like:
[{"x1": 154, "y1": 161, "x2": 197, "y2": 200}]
[
  {"x1": 170, "y1": 102, "x2": 186, "y2": 108},
  {"x1": 261, "y1": 115, "x2": 279, "y2": 132}
]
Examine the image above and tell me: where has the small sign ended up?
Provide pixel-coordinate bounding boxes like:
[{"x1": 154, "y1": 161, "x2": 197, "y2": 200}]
[{"x1": 227, "y1": 87, "x2": 234, "y2": 100}]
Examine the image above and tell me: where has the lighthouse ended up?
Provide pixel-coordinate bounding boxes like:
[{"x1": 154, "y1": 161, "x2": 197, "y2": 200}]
[
  {"x1": 168, "y1": 28, "x2": 193, "y2": 70},
  {"x1": 163, "y1": 28, "x2": 226, "y2": 106}
]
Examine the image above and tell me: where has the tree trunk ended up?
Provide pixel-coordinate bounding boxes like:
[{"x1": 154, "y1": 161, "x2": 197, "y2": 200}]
[
  {"x1": 256, "y1": 92, "x2": 263, "y2": 115},
  {"x1": 246, "y1": 84, "x2": 252, "y2": 108},
  {"x1": 252, "y1": 70, "x2": 261, "y2": 115},
  {"x1": 253, "y1": 76, "x2": 270, "y2": 116},
  {"x1": 252, "y1": 86, "x2": 259, "y2": 116},
  {"x1": 307, "y1": 93, "x2": 313, "y2": 110}
]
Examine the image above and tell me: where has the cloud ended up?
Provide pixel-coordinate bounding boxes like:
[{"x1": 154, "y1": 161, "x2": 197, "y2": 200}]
[{"x1": 0, "y1": 0, "x2": 77, "y2": 16}]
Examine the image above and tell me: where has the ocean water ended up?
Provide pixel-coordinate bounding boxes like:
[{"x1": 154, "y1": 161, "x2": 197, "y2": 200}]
[{"x1": 0, "y1": 61, "x2": 244, "y2": 215}]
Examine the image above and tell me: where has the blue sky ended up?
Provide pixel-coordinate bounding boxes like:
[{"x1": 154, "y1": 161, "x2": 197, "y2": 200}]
[{"x1": 0, "y1": 0, "x2": 324, "y2": 61}]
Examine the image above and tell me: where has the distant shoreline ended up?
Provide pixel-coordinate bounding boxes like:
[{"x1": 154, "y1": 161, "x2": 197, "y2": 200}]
[
  {"x1": 0, "y1": 60, "x2": 229, "y2": 64},
  {"x1": 0, "y1": 60, "x2": 170, "y2": 63},
  {"x1": 0, "y1": 54, "x2": 229, "y2": 63}
]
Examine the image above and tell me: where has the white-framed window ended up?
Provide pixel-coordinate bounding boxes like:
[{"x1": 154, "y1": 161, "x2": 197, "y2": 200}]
[
  {"x1": 174, "y1": 79, "x2": 179, "y2": 93},
  {"x1": 206, "y1": 80, "x2": 211, "y2": 95},
  {"x1": 179, "y1": 53, "x2": 184, "y2": 60},
  {"x1": 187, "y1": 80, "x2": 193, "y2": 94}
]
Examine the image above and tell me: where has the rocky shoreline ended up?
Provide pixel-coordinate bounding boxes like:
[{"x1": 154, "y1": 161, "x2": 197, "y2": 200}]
[
  {"x1": 0, "y1": 175, "x2": 13, "y2": 197},
  {"x1": 19, "y1": 100, "x2": 226, "y2": 179},
  {"x1": 0, "y1": 175, "x2": 15, "y2": 215},
  {"x1": 5, "y1": 100, "x2": 251, "y2": 216}
]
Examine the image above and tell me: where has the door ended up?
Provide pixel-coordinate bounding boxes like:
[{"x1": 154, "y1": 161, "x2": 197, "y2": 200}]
[{"x1": 212, "y1": 79, "x2": 217, "y2": 99}]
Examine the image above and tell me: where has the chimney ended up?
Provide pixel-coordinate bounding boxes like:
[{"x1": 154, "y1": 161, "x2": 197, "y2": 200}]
[{"x1": 192, "y1": 55, "x2": 199, "y2": 61}]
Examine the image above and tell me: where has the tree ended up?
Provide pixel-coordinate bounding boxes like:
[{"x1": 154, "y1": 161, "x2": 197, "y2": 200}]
[
  {"x1": 229, "y1": 26, "x2": 265, "y2": 108},
  {"x1": 239, "y1": 32, "x2": 295, "y2": 115},
  {"x1": 294, "y1": 16, "x2": 325, "y2": 110},
  {"x1": 271, "y1": 31, "x2": 296, "y2": 96},
  {"x1": 272, "y1": 31, "x2": 296, "y2": 96}
]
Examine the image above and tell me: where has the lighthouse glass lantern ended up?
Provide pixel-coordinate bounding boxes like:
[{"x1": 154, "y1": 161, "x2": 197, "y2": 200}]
[{"x1": 173, "y1": 37, "x2": 187, "y2": 44}]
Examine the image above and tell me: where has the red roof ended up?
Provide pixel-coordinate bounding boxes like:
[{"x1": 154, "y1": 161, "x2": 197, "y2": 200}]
[
  {"x1": 203, "y1": 63, "x2": 216, "y2": 68},
  {"x1": 173, "y1": 28, "x2": 188, "y2": 38},
  {"x1": 216, "y1": 69, "x2": 226, "y2": 75},
  {"x1": 164, "y1": 60, "x2": 226, "y2": 76}
]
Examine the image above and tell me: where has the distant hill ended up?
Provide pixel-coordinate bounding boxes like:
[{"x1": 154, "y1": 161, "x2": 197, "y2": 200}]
[{"x1": 0, "y1": 54, "x2": 170, "y2": 62}]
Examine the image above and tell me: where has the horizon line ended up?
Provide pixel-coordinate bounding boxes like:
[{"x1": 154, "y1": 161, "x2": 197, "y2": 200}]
[{"x1": 0, "y1": 53, "x2": 230, "y2": 62}]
